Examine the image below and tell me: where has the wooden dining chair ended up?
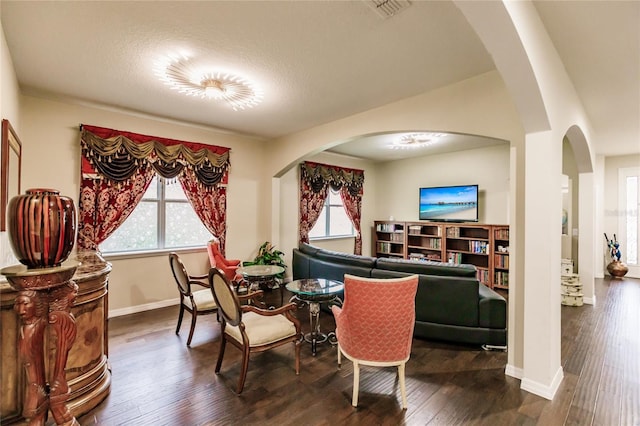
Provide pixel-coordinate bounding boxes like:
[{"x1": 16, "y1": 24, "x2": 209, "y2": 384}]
[
  {"x1": 331, "y1": 274, "x2": 419, "y2": 408},
  {"x1": 208, "y1": 267, "x2": 302, "y2": 394},
  {"x1": 169, "y1": 252, "x2": 218, "y2": 346}
]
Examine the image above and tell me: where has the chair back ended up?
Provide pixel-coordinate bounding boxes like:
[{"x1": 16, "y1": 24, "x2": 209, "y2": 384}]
[
  {"x1": 338, "y1": 274, "x2": 419, "y2": 362},
  {"x1": 207, "y1": 237, "x2": 224, "y2": 266},
  {"x1": 169, "y1": 252, "x2": 191, "y2": 297},
  {"x1": 209, "y1": 268, "x2": 242, "y2": 326}
]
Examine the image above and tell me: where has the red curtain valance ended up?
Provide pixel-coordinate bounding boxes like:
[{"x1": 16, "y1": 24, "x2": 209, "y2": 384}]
[{"x1": 80, "y1": 124, "x2": 230, "y2": 187}]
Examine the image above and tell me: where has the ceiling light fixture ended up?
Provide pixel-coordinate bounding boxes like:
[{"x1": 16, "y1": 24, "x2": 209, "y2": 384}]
[
  {"x1": 389, "y1": 132, "x2": 446, "y2": 150},
  {"x1": 154, "y1": 55, "x2": 263, "y2": 111}
]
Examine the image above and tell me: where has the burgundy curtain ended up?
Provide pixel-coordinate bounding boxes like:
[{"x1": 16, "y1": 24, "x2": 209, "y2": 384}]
[
  {"x1": 299, "y1": 161, "x2": 364, "y2": 254},
  {"x1": 78, "y1": 125, "x2": 231, "y2": 252}
]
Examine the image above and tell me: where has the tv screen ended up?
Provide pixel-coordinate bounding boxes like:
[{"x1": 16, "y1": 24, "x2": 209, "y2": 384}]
[{"x1": 419, "y1": 185, "x2": 479, "y2": 222}]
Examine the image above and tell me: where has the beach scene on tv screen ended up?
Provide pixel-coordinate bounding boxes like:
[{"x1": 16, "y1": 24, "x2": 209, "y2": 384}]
[{"x1": 420, "y1": 185, "x2": 478, "y2": 220}]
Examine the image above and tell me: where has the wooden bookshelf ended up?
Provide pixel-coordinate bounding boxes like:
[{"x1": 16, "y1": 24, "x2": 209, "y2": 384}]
[
  {"x1": 373, "y1": 221, "x2": 510, "y2": 290},
  {"x1": 373, "y1": 221, "x2": 406, "y2": 258},
  {"x1": 492, "y1": 225, "x2": 510, "y2": 290}
]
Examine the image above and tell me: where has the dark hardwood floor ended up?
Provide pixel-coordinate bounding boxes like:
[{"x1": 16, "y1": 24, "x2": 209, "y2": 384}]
[{"x1": 78, "y1": 277, "x2": 640, "y2": 426}]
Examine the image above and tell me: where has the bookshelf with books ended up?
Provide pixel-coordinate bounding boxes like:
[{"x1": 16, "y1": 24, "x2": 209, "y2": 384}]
[
  {"x1": 492, "y1": 226, "x2": 510, "y2": 290},
  {"x1": 374, "y1": 221, "x2": 406, "y2": 258},
  {"x1": 406, "y1": 222, "x2": 444, "y2": 262},
  {"x1": 372, "y1": 221, "x2": 510, "y2": 291},
  {"x1": 444, "y1": 224, "x2": 491, "y2": 287}
]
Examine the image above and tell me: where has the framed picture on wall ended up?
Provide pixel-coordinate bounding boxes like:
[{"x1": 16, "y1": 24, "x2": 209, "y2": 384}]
[{"x1": 1, "y1": 119, "x2": 22, "y2": 231}]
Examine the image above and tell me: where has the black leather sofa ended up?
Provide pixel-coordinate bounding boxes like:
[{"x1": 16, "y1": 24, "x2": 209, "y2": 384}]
[{"x1": 292, "y1": 243, "x2": 507, "y2": 347}]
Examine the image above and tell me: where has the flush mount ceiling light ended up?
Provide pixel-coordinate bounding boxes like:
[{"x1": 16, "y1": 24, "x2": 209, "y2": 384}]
[
  {"x1": 388, "y1": 132, "x2": 446, "y2": 150},
  {"x1": 154, "y1": 55, "x2": 263, "y2": 111}
]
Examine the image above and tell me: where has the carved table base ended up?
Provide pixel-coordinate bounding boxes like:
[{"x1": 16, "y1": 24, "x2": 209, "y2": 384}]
[{"x1": 2, "y1": 261, "x2": 81, "y2": 426}]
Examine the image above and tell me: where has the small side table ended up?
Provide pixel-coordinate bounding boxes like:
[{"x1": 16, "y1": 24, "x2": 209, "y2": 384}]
[
  {"x1": 286, "y1": 278, "x2": 343, "y2": 356},
  {"x1": 237, "y1": 265, "x2": 285, "y2": 306}
]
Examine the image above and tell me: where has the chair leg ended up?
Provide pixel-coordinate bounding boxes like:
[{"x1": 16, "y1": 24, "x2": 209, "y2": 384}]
[
  {"x1": 398, "y1": 362, "x2": 407, "y2": 409},
  {"x1": 294, "y1": 340, "x2": 301, "y2": 375},
  {"x1": 186, "y1": 309, "x2": 197, "y2": 346},
  {"x1": 237, "y1": 345, "x2": 251, "y2": 394},
  {"x1": 352, "y1": 361, "x2": 360, "y2": 407},
  {"x1": 337, "y1": 343, "x2": 342, "y2": 369},
  {"x1": 215, "y1": 337, "x2": 226, "y2": 374},
  {"x1": 176, "y1": 304, "x2": 185, "y2": 335}
]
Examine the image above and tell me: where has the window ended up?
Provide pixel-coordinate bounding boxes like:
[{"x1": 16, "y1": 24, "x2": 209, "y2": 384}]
[
  {"x1": 620, "y1": 168, "x2": 639, "y2": 266},
  {"x1": 309, "y1": 188, "x2": 354, "y2": 239},
  {"x1": 100, "y1": 176, "x2": 211, "y2": 253}
]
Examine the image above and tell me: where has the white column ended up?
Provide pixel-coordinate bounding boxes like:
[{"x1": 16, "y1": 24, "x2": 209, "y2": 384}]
[
  {"x1": 578, "y1": 172, "x2": 596, "y2": 305},
  {"x1": 521, "y1": 130, "x2": 563, "y2": 400}
]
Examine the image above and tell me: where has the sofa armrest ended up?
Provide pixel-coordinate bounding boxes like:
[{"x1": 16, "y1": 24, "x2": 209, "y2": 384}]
[{"x1": 478, "y1": 284, "x2": 507, "y2": 329}]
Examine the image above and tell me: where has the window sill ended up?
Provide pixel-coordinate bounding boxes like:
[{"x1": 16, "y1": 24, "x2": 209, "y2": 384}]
[
  {"x1": 102, "y1": 246, "x2": 206, "y2": 261},
  {"x1": 309, "y1": 235, "x2": 356, "y2": 242}
]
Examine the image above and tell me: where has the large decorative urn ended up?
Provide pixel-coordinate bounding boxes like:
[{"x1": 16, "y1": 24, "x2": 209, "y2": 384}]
[
  {"x1": 1, "y1": 188, "x2": 80, "y2": 426},
  {"x1": 607, "y1": 260, "x2": 629, "y2": 279},
  {"x1": 7, "y1": 188, "x2": 76, "y2": 268}
]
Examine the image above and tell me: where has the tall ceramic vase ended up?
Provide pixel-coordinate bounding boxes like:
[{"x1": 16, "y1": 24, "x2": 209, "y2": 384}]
[{"x1": 7, "y1": 188, "x2": 77, "y2": 269}]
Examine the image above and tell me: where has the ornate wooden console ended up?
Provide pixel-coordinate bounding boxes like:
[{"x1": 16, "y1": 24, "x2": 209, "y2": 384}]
[{"x1": 0, "y1": 251, "x2": 111, "y2": 424}]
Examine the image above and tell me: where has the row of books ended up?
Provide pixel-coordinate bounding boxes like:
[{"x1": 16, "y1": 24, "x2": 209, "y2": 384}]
[
  {"x1": 477, "y1": 269, "x2": 490, "y2": 285},
  {"x1": 409, "y1": 253, "x2": 442, "y2": 262},
  {"x1": 494, "y1": 253, "x2": 509, "y2": 268},
  {"x1": 468, "y1": 240, "x2": 489, "y2": 254},
  {"x1": 377, "y1": 242, "x2": 402, "y2": 253},
  {"x1": 495, "y1": 271, "x2": 509, "y2": 287},
  {"x1": 408, "y1": 237, "x2": 441, "y2": 249},
  {"x1": 376, "y1": 223, "x2": 403, "y2": 233},
  {"x1": 408, "y1": 225, "x2": 442, "y2": 236},
  {"x1": 494, "y1": 229, "x2": 510, "y2": 240}
]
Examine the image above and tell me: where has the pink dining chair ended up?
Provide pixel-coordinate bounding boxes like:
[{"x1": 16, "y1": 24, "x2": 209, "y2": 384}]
[
  {"x1": 207, "y1": 237, "x2": 243, "y2": 285},
  {"x1": 331, "y1": 274, "x2": 419, "y2": 409}
]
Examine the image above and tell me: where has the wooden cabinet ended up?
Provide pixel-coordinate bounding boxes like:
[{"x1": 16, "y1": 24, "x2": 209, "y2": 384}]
[
  {"x1": 373, "y1": 221, "x2": 510, "y2": 290},
  {"x1": 374, "y1": 221, "x2": 406, "y2": 258},
  {"x1": 492, "y1": 226, "x2": 510, "y2": 290}
]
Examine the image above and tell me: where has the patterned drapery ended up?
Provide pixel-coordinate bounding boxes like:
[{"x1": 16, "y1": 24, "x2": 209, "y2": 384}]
[
  {"x1": 78, "y1": 125, "x2": 231, "y2": 251},
  {"x1": 299, "y1": 161, "x2": 364, "y2": 254}
]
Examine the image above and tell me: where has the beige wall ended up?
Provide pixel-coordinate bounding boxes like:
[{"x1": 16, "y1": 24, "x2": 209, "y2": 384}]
[
  {"x1": 375, "y1": 144, "x2": 510, "y2": 224},
  {"x1": 18, "y1": 95, "x2": 267, "y2": 314}
]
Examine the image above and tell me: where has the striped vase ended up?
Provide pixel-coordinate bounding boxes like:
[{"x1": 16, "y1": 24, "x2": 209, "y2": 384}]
[{"x1": 7, "y1": 188, "x2": 77, "y2": 268}]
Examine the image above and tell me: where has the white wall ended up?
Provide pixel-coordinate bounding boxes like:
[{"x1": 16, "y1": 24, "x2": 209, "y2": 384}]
[
  {"x1": 375, "y1": 144, "x2": 510, "y2": 224},
  {"x1": 18, "y1": 94, "x2": 267, "y2": 313}
]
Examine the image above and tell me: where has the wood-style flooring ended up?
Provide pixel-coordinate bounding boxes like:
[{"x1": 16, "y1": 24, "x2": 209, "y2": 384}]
[{"x1": 78, "y1": 276, "x2": 640, "y2": 426}]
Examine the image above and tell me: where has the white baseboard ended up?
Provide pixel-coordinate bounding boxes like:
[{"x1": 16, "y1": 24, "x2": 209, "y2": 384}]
[
  {"x1": 583, "y1": 295, "x2": 596, "y2": 306},
  {"x1": 505, "y1": 364, "x2": 523, "y2": 379},
  {"x1": 520, "y1": 366, "x2": 564, "y2": 400},
  {"x1": 109, "y1": 298, "x2": 179, "y2": 318}
]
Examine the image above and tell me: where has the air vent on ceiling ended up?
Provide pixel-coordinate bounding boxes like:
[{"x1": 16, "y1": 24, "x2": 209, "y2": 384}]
[{"x1": 366, "y1": 0, "x2": 411, "y2": 19}]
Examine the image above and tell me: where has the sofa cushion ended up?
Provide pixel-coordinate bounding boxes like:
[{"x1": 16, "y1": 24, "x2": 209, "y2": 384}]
[
  {"x1": 309, "y1": 258, "x2": 373, "y2": 283},
  {"x1": 371, "y1": 269, "x2": 479, "y2": 327},
  {"x1": 299, "y1": 242, "x2": 321, "y2": 256},
  {"x1": 375, "y1": 257, "x2": 477, "y2": 278},
  {"x1": 315, "y1": 248, "x2": 376, "y2": 269},
  {"x1": 478, "y1": 284, "x2": 507, "y2": 329}
]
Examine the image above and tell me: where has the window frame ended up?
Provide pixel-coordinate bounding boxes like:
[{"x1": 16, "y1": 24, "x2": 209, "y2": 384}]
[
  {"x1": 100, "y1": 176, "x2": 210, "y2": 256},
  {"x1": 309, "y1": 188, "x2": 355, "y2": 240}
]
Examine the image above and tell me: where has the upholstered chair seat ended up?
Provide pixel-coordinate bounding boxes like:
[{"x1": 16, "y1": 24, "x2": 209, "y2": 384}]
[{"x1": 209, "y1": 267, "x2": 302, "y2": 393}]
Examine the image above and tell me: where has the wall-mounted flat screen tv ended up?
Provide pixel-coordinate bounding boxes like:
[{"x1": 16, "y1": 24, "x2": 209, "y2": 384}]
[{"x1": 419, "y1": 184, "x2": 479, "y2": 222}]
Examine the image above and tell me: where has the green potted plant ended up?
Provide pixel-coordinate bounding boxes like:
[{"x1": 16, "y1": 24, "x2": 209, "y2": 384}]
[{"x1": 245, "y1": 241, "x2": 286, "y2": 277}]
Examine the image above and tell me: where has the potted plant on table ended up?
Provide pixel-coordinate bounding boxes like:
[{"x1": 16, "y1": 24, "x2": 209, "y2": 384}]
[{"x1": 244, "y1": 241, "x2": 286, "y2": 278}]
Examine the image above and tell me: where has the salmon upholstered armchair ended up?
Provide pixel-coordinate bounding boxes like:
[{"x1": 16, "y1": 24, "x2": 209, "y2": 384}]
[
  {"x1": 331, "y1": 274, "x2": 419, "y2": 409},
  {"x1": 207, "y1": 237, "x2": 243, "y2": 285},
  {"x1": 208, "y1": 267, "x2": 302, "y2": 394}
]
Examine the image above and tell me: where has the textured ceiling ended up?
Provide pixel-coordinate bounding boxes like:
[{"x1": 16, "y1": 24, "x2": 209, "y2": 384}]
[{"x1": 1, "y1": 1, "x2": 637, "y2": 160}]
